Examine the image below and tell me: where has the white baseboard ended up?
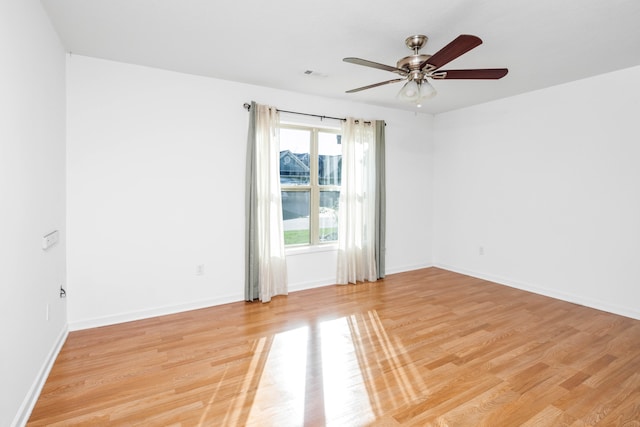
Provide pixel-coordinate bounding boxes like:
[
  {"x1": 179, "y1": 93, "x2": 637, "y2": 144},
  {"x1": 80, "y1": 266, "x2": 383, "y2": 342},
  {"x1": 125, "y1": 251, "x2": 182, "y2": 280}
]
[
  {"x1": 288, "y1": 277, "x2": 336, "y2": 292},
  {"x1": 12, "y1": 325, "x2": 68, "y2": 427},
  {"x1": 68, "y1": 294, "x2": 243, "y2": 331},
  {"x1": 435, "y1": 263, "x2": 640, "y2": 320},
  {"x1": 287, "y1": 263, "x2": 435, "y2": 291},
  {"x1": 386, "y1": 262, "x2": 434, "y2": 276}
]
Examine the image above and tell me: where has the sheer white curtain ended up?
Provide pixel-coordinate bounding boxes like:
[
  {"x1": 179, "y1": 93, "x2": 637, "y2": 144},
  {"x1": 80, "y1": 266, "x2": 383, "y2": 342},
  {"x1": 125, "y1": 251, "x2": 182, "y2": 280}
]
[
  {"x1": 245, "y1": 102, "x2": 288, "y2": 302},
  {"x1": 336, "y1": 118, "x2": 378, "y2": 284}
]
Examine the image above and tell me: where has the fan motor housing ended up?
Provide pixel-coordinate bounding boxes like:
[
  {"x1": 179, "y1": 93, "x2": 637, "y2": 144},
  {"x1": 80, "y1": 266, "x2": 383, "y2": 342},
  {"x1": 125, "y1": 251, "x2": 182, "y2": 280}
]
[{"x1": 397, "y1": 54, "x2": 431, "y2": 72}]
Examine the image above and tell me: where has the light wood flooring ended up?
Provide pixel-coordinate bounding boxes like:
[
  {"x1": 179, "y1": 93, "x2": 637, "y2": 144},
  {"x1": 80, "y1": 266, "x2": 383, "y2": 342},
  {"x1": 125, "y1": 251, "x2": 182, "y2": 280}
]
[{"x1": 29, "y1": 268, "x2": 640, "y2": 426}]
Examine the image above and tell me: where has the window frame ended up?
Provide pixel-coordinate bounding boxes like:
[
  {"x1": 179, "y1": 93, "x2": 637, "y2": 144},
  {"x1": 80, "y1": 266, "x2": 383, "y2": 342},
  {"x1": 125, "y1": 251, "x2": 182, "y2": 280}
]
[{"x1": 279, "y1": 122, "x2": 341, "y2": 247}]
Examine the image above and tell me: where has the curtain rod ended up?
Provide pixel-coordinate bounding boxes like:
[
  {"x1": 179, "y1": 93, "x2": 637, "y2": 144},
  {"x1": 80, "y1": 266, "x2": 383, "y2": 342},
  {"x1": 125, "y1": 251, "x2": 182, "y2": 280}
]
[{"x1": 242, "y1": 103, "x2": 376, "y2": 125}]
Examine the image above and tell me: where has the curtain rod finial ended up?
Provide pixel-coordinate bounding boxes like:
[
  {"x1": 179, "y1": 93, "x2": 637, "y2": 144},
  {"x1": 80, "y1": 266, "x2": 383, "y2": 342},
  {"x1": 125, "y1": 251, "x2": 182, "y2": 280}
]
[{"x1": 243, "y1": 103, "x2": 251, "y2": 111}]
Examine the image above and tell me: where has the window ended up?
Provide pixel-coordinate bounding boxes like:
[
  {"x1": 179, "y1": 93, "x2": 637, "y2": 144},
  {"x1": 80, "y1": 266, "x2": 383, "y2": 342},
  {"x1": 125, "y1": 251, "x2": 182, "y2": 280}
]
[{"x1": 280, "y1": 124, "x2": 342, "y2": 246}]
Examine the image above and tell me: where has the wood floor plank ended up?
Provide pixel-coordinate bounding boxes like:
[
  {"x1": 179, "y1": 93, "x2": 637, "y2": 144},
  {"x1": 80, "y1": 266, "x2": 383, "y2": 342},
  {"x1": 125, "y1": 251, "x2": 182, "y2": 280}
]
[{"x1": 28, "y1": 268, "x2": 640, "y2": 426}]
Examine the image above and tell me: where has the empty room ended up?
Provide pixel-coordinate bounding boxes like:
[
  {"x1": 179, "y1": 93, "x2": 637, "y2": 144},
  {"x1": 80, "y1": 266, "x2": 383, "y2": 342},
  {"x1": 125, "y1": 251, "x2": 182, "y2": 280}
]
[{"x1": 3, "y1": 0, "x2": 640, "y2": 426}]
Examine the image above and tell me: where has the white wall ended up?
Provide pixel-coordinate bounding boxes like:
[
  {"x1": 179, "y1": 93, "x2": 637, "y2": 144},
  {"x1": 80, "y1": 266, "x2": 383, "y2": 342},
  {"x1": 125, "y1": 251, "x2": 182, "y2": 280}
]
[
  {"x1": 433, "y1": 65, "x2": 640, "y2": 319},
  {"x1": 66, "y1": 55, "x2": 433, "y2": 329},
  {"x1": 0, "y1": 1, "x2": 67, "y2": 426}
]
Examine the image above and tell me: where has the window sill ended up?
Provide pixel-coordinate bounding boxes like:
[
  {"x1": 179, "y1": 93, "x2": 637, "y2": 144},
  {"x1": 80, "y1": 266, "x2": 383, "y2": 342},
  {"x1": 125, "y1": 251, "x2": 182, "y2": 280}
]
[{"x1": 285, "y1": 243, "x2": 338, "y2": 256}]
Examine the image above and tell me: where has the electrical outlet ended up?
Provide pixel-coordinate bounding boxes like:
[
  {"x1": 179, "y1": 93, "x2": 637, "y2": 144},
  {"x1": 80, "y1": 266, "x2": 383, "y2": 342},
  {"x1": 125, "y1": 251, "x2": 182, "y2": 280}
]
[
  {"x1": 196, "y1": 264, "x2": 204, "y2": 276},
  {"x1": 479, "y1": 246, "x2": 485, "y2": 255}
]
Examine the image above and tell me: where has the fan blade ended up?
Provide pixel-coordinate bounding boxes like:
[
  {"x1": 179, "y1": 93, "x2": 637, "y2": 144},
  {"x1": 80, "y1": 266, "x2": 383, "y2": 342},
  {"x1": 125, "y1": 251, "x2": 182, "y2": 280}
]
[
  {"x1": 345, "y1": 78, "x2": 405, "y2": 93},
  {"x1": 430, "y1": 68, "x2": 509, "y2": 79},
  {"x1": 343, "y1": 57, "x2": 408, "y2": 75},
  {"x1": 423, "y1": 35, "x2": 483, "y2": 71}
]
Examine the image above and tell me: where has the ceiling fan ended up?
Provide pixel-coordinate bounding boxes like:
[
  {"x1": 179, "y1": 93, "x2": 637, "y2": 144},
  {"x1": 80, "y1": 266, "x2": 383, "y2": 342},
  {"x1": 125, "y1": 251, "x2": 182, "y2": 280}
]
[{"x1": 343, "y1": 34, "x2": 508, "y2": 106}]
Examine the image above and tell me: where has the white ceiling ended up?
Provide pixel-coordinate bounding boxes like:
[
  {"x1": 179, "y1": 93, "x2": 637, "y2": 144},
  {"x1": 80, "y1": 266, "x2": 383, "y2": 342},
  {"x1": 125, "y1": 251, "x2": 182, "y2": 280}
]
[{"x1": 41, "y1": 0, "x2": 640, "y2": 114}]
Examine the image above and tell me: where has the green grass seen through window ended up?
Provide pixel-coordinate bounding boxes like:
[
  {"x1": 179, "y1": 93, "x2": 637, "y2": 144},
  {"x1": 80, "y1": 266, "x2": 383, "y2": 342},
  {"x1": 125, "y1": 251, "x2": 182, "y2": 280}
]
[
  {"x1": 284, "y1": 229, "x2": 309, "y2": 245},
  {"x1": 284, "y1": 228, "x2": 337, "y2": 245}
]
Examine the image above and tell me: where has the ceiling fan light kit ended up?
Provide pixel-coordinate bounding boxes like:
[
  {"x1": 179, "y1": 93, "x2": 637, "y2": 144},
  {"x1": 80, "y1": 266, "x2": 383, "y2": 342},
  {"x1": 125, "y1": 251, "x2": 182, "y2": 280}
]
[
  {"x1": 397, "y1": 79, "x2": 437, "y2": 107},
  {"x1": 344, "y1": 34, "x2": 508, "y2": 106}
]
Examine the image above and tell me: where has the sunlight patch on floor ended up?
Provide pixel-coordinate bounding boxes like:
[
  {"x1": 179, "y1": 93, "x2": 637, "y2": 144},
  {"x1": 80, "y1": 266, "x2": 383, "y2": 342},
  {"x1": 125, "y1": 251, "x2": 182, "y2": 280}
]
[
  {"x1": 321, "y1": 317, "x2": 376, "y2": 425},
  {"x1": 246, "y1": 327, "x2": 308, "y2": 425},
  {"x1": 236, "y1": 312, "x2": 424, "y2": 426}
]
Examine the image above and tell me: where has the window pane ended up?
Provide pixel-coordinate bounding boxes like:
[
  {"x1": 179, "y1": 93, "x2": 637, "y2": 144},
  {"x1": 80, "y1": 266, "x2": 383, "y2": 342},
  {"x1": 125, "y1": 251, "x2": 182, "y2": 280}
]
[
  {"x1": 319, "y1": 190, "x2": 340, "y2": 242},
  {"x1": 280, "y1": 128, "x2": 310, "y2": 185},
  {"x1": 318, "y1": 132, "x2": 342, "y2": 185},
  {"x1": 282, "y1": 191, "x2": 310, "y2": 245}
]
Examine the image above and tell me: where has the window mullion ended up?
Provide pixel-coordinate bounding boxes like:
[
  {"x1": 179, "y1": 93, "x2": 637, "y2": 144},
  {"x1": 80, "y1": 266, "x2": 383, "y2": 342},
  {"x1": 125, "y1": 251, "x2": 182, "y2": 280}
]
[{"x1": 309, "y1": 128, "x2": 319, "y2": 245}]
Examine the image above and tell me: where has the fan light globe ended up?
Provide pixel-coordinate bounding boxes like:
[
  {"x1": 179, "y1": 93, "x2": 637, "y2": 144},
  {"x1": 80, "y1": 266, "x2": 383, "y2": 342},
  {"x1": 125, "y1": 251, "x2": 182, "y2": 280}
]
[
  {"x1": 420, "y1": 80, "x2": 437, "y2": 99},
  {"x1": 397, "y1": 80, "x2": 420, "y2": 102}
]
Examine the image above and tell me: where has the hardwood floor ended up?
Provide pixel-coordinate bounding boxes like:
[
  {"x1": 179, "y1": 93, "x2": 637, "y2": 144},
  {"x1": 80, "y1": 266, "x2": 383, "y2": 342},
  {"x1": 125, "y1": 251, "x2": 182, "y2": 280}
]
[{"x1": 28, "y1": 268, "x2": 640, "y2": 426}]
